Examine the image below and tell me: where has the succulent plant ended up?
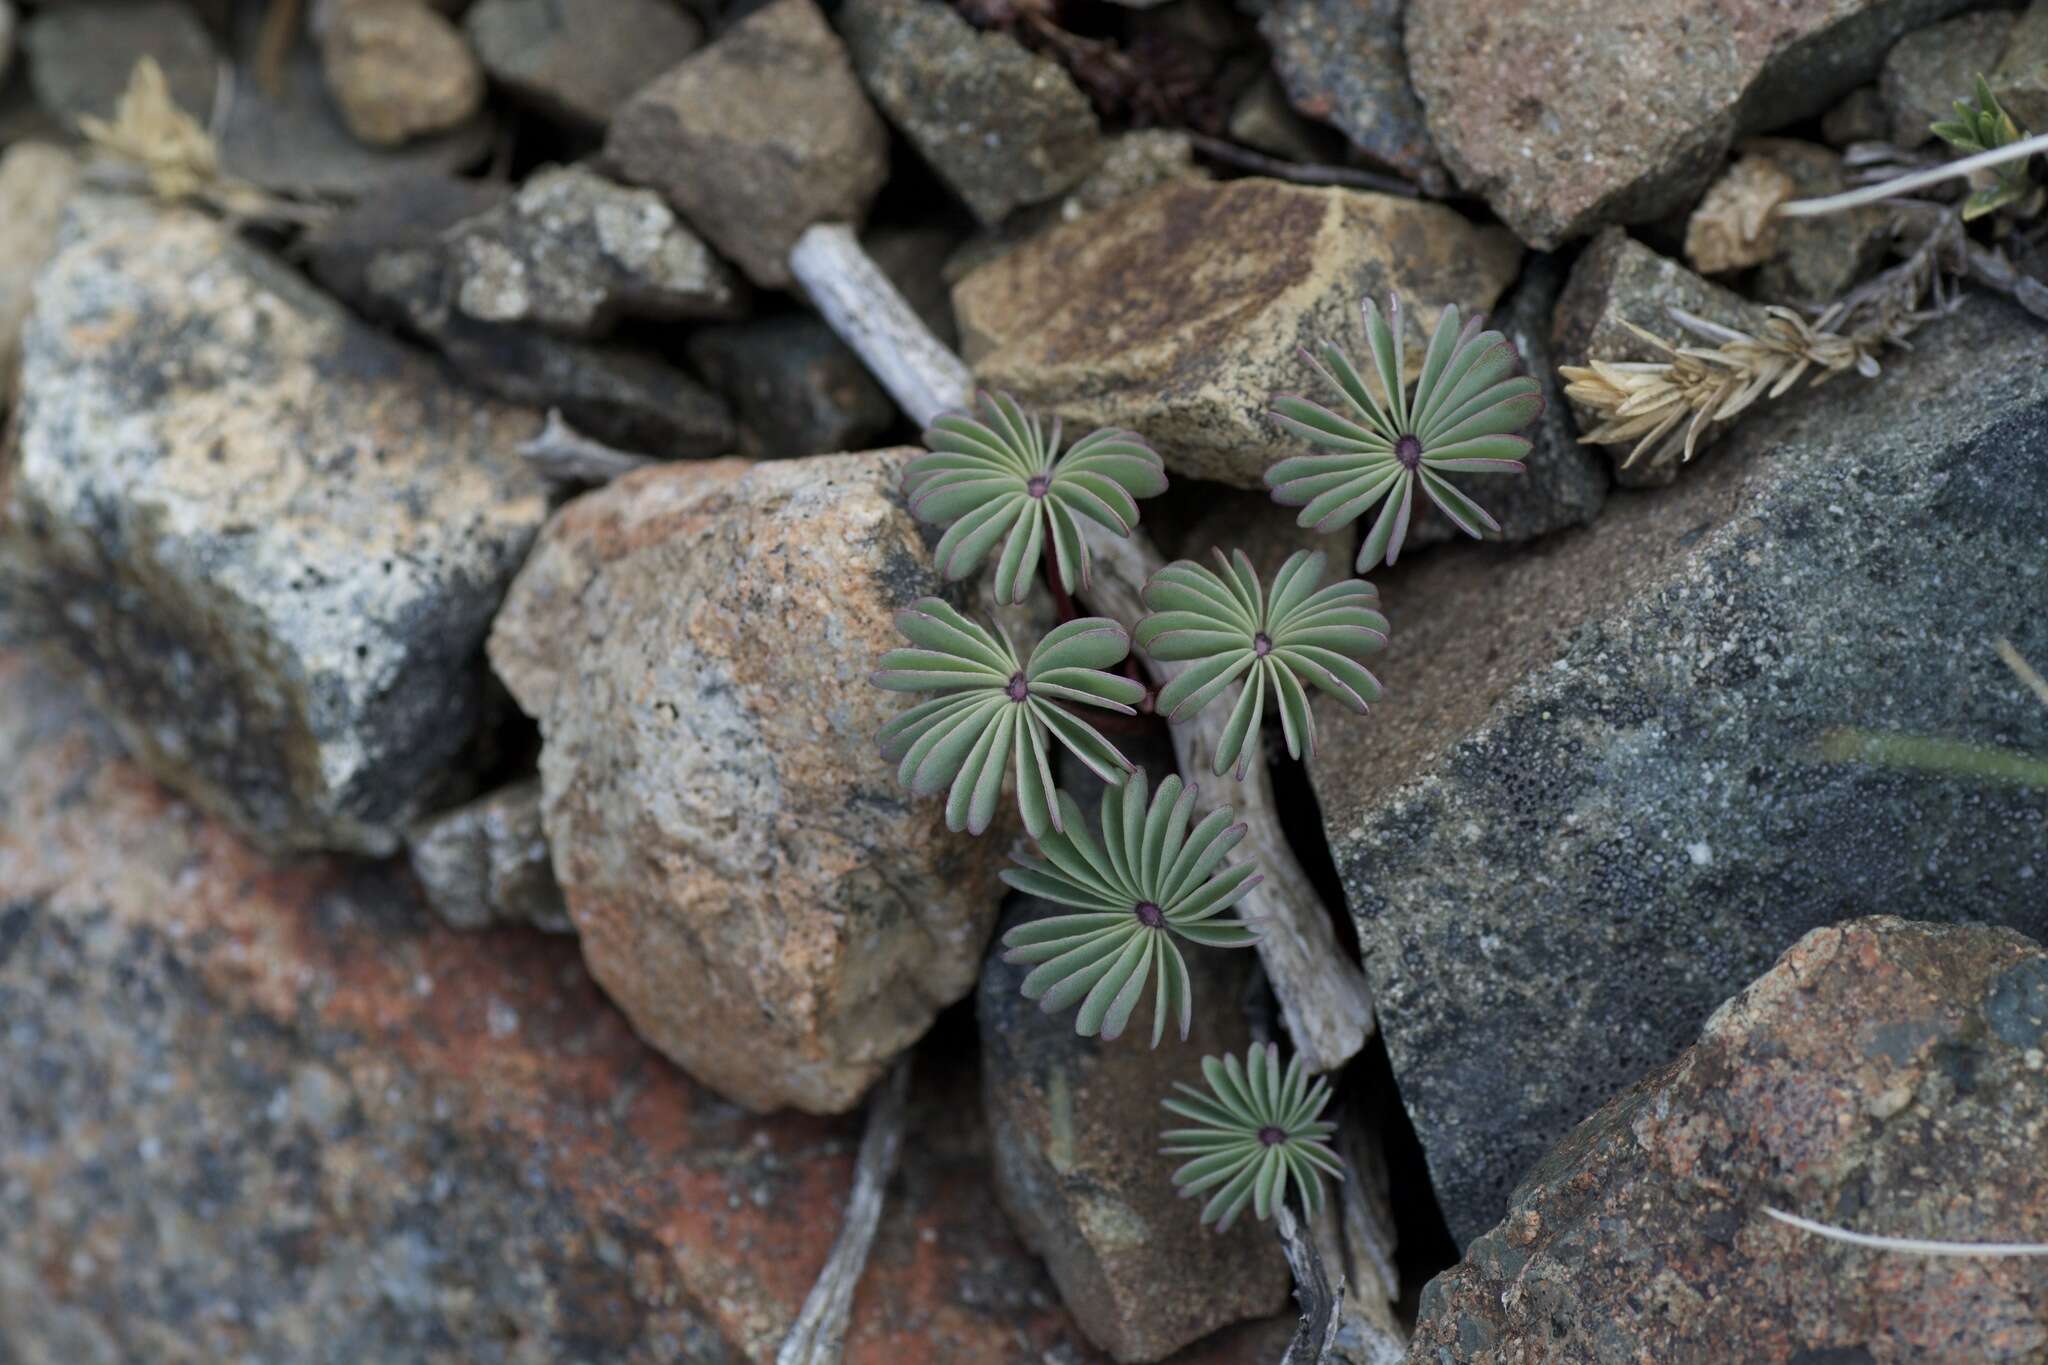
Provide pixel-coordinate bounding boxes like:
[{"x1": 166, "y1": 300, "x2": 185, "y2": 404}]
[
  {"x1": 1931, "y1": 76, "x2": 2044, "y2": 221},
  {"x1": 1001, "y1": 772, "x2": 1261, "y2": 1044},
  {"x1": 1162, "y1": 1042, "x2": 1343, "y2": 1232},
  {"x1": 1269, "y1": 295, "x2": 1541, "y2": 569},
  {"x1": 905, "y1": 392, "x2": 1169, "y2": 605},
  {"x1": 1135, "y1": 549, "x2": 1387, "y2": 778},
  {"x1": 875, "y1": 599, "x2": 1146, "y2": 837}
]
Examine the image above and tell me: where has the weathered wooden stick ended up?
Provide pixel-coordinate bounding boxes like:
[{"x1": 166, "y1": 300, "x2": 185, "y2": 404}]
[
  {"x1": 1077, "y1": 521, "x2": 1376, "y2": 1075},
  {"x1": 788, "y1": 223, "x2": 973, "y2": 428},
  {"x1": 1275, "y1": 1203, "x2": 1343, "y2": 1365},
  {"x1": 776, "y1": 1058, "x2": 913, "y2": 1365}
]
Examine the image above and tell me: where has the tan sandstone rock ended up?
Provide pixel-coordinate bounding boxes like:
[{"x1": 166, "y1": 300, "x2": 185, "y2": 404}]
[
  {"x1": 320, "y1": 0, "x2": 485, "y2": 147},
  {"x1": 489, "y1": 451, "x2": 1012, "y2": 1114},
  {"x1": 952, "y1": 177, "x2": 1520, "y2": 489}
]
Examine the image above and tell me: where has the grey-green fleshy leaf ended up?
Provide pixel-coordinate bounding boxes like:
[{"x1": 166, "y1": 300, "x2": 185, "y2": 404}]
[
  {"x1": 1000, "y1": 772, "x2": 1261, "y2": 1046},
  {"x1": 1135, "y1": 548, "x2": 1388, "y2": 778},
  {"x1": 1160, "y1": 1041, "x2": 1344, "y2": 1232},
  {"x1": 1267, "y1": 294, "x2": 1541, "y2": 569},
  {"x1": 875, "y1": 598, "x2": 1145, "y2": 837},
  {"x1": 905, "y1": 392, "x2": 1169, "y2": 604}
]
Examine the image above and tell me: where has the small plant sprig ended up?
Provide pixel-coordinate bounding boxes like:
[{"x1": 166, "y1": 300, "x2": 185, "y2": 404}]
[
  {"x1": 1162, "y1": 1043, "x2": 1343, "y2": 1231},
  {"x1": 874, "y1": 600, "x2": 1145, "y2": 836},
  {"x1": 1001, "y1": 773, "x2": 1261, "y2": 1044},
  {"x1": 1136, "y1": 549, "x2": 1387, "y2": 778},
  {"x1": 1931, "y1": 76, "x2": 2044, "y2": 221},
  {"x1": 1269, "y1": 295, "x2": 1544, "y2": 569},
  {"x1": 905, "y1": 391, "x2": 1168, "y2": 604}
]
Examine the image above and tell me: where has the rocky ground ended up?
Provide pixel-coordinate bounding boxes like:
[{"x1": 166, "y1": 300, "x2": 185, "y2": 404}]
[{"x1": 0, "y1": 0, "x2": 2045, "y2": 1362}]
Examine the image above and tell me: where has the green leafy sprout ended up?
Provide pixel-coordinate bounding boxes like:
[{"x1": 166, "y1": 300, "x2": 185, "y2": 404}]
[
  {"x1": 905, "y1": 391, "x2": 1169, "y2": 605},
  {"x1": 1162, "y1": 1043, "x2": 1343, "y2": 1231},
  {"x1": 1135, "y1": 548, "x2": 1388, "y2": 778},
  {"x1": 1269, "y1": 294, "x2": 1543, "y2": 569},
  {"x1": 874, "y1": 599, "x2": 1145, "y2": 837},
  {"x1": 1001, "y1": 772, "x2": 1261, "y2": 1045},
  {"x1": 1931, "y1": 76, "x2": 2044, "y2": 221}
]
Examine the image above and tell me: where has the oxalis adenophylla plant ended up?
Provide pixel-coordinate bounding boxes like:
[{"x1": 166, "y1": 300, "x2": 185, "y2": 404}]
[{"x1": 871, "y1": 295, "x2": 1539, "y2": 1234}]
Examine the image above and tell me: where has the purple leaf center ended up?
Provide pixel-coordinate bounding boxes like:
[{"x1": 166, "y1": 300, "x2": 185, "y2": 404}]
[
  {"x1": 1026, "y1": 474, "x2": 1051, "y2": 499},
  {"x1": 1133, "y1": 900, "x2": 1165, "y2": 928},
  {"x1": 1258, "y1": 1125, "x2": 1288, "y2": 1147},
  {"x1": 1253, "y1": 631, "x2": 1274, "y2": 658},
  {"x1": 1394, "y1": 434, "x2": 1424, "y2": 471},
  {"x1": 1005, "y1": 672, "x2": 1030, "y2": 702}
]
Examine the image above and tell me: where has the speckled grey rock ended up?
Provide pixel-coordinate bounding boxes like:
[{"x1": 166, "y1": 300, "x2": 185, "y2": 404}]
[
  {"x1": 447, "y1": 163, "x2": 744, "y2": 336},
  {"x1": 840, "y1": 0, "x2": 1102, "y2": 226},
  {"x1": 0, "y1": 200, "x2": 550, "y2": 856},
  {"x1": 464, "y1": 0, "x2": 703, "y2": 128},
  {"x1": 21, "y1": 0, "x2": 217, "y2": 125},
  {"x1": 685, "y1": 314, "x2": 894, "y2": 457},
  {"x1": 1992, "y1": 0, "x2": 2048, "y2": 132},
  {"x1": 1881, "y1": 9, "x2": 2016, "y2": 146},
  {"x1": 1309, "y1": 294, "x2": 2048, "y2": 1249},
  {"x1": 979, "y1": 767, "x2": 1291, "y2": 1362},
  {"x1": 1552, "y1": 227, "x2": 1775, "y2": 488},
  {"x1": 407, "y1": 780, "x2": 572, "y2": 933},
  {"x1": 0, "y1": 143, "x2": 79, "y2": 410},
  {"x1": 1410, "y1": 917, "x2": 2048, "y2": 1362},
  {"x1": 605, "y1": 0, "x2": 889, "y2": 287},
  {"x1": 1261, "y1": 0, "x2": 1445, "y2": 193}
]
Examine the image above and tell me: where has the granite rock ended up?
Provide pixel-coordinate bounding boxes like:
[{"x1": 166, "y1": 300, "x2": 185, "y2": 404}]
[
  {"x1": 489, "y1": 451, "x2": 1011, "y2": 1114},
  {"x1": 21, "y1": 0, "x2": 217, "y2": 125},
  {"x1": 465, "y1": 0, "x2": 704, "y2": 128},
  {"x1": 1406, "y1": 0, "x2": 1983, "y2": 248},
  {"x1": 1881, "y1": 9, "x2": 2016, "y2": 146},
  {"x1": 0, "y1": 143, "x2": 79, "y2": 410},
  {"x1": 841, "y1": 0, "x2": 1102, "y2": 226},
  {"x1": 0, "y1": 646, "x2": 1283, "y2": 1364},
  {"x1": 981, "y1": 889, "x2": 1291, "y2": 1363},
  {"x1": 685, "y1": 315, "x2": 894, "y2": 457},
  {"x1": 953, "y1": 177, "x2": 1520, "y2": 488},
  {"x1": 1260, "y1": 0, "x2": 1445, "y2": 193},
  {"x1": 1309, "y1": 294, "x2": 2048, "y2": 1247},
  {"x1": 0, "y1": 201, "x2": 550, "y2": 855},
  {"x1": 320, "y1": 0, "x2": 485, "y2": 146},
  {"x1": 605, "y1": 0, "x2": 889, "y2": 287},
  {"x1": 407, "y1": 779, "x2": 573, "y2": 933},
  {"x1": 1992, "y1": 0, "x2": 2048, "y2": 132},
  {"x1": 447, "y1": 163, "x2": 745, "y2": 336},
  {"x1": 1410, "y1": 917, "x2": 2048, "y2": 1362}
]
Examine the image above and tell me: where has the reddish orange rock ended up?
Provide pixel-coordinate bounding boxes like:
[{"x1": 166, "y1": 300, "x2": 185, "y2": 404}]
[{"x1": 0, "y1": 649, "x2": 1287, "y2": 1363}]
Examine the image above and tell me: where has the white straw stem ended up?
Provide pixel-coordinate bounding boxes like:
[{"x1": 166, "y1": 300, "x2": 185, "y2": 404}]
[
  {"x1": 1766, "y1": 1206, "x2": 2048, "y2": 1256},
  {"x1": 1775, "y1": 132, "x2": 2048, "y2": 218}
]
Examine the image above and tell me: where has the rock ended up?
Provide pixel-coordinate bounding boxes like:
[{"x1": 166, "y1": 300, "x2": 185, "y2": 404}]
[
  {"x1": 954, "y1": 177, "x2": 1520, "y2": 489},
  {"x1": 305, "y1": 175, "x2": 737, "y2": 456},
  {"x1": 1411, "y1": 918, "x2": 2048, "y2": 1361},
  {"x1": 0, "y1": 201, "x2": 550, "y2": 855},
  {"x1": 0, "y1": 0, "x2": 14, "y2": 89},
  {"x1": 605, "y1": 0, "x2": 889, "y2": 288},
  {"x1": 1307, "y1": 294, "x2": 2048, "y2": 1247},
  {"x1": 320, "y1": 0, "x2": 485, "y2": 146},
  {"x1": 1747, "y1": 138, "x2": 1893, "y2": 308},
  {"x1": 1992, "y1": 0, "x2": 2048, "y2": 133},
  {"x1": 464, "y1": 0, "x2": 704, "y2": 128},
  {"x1": 407, "y1": 779, "x2": 573, "y2": 933},
  {"x1": 21, "y1": 0, "x2": 217, "y2": 126},
  {"x1": 865, "y1": 220, "x2": 964, "y2": 348},
  {"x1": 1683, "y1": 154, "x2": 1795, "y2": 275},
  {"x1": 446, "y1": 163, "x2": 745, "y2": 336},
  {"x1": 1552, "y1": 227, "x2": 1774, "y2": 487},
  {"x1": 1820, "y1": 83, "x2": 1890, "y2": 146},
  {"x1": 1261, "y1": 0, "x2": 1446, "y2": 193},
  {"x1": 686, "y1": 315, "x2": 895, "y2": 457},
  {"x1": 0, "y1": 143, "x2": 79, "y2": 410},
  {"x1": 1882, "y1": 9, "x2": 2017, "y2": 147},
  {"x1": 1407, "y1": 0, "x2": 1983, "y2": 249},
  {"x1": 841, "y1": 0, "x2": 1102, "y2": 227},
  {"x1": 980, "y1": 890, "x2": 1292, "y2": 1363},
  {"x1": 1229, "y1": 73, "x2": 1338, "y2": 164},
  {"x1": 0, "y1": 646, "x2": 1287, "y2": 1364},
  {"x1": 489, "y1": 451, "x2": 1011, "y2": 1115}
]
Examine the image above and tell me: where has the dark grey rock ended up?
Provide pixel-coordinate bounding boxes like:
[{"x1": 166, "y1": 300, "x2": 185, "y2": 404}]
[
  {"x1": 0, "y1": 199, "x2": 551, "y2": 855},
  {"x1": 407, "y1": 779, "x2": 572, "y2": 933},
  {"x1": 0, "y1": 1, "x2": 16, "y2": 90},
  {"x1": 1992, "y1": 0, "x2": 2048, "y2": 132},
  {"x1": 864, "y1": 220, "x2": 964, "y2": 348},
  {"x1": 1411, "y1": 918, "x2": 2048, "y2": 1360},
  {"x1": 21, "y1": 0, "x2": 216, "y2": 125},
  {"x1": 840, "y1": 0, "x2": 1102, "y2": 226},
  {"x1": 1310, "y1": 294, "x2": 2048, "y2": 1248},
  {"x1": 1881, "y1": 9, "x2": 2016, "y2": 146},
  {"x1": 686, "y1": 314, "x2": 893, "y2": 457},
  {"x1": 1748, "y1": 138, "x2": 1891, "y2": 309},
  {"x1": 1820, "y1": 83, "x2": 1890, "y2": 146},
  {"x1": 1228, "y1": 72, "x2": 1337, "y2": 164},
  {"x1": 464, "y1": 0, "x2": 704, "y2": 128},
  {"x1": 446, "y1": 163, "x2": 744, "y2": 336},
  {"x1": 1260, "y1": 0, "x2": 1445, "y2": 193}
]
